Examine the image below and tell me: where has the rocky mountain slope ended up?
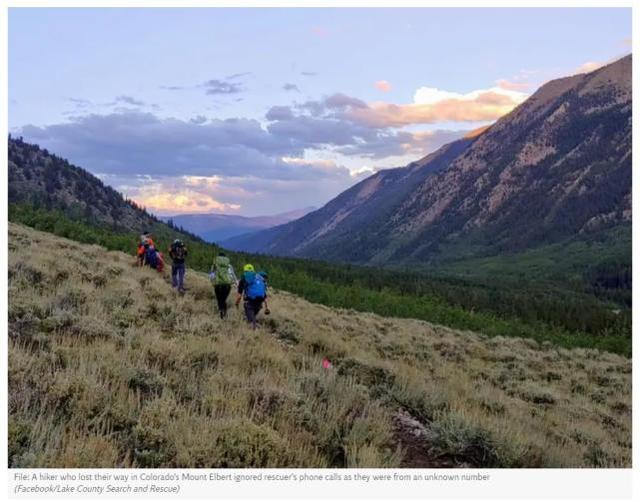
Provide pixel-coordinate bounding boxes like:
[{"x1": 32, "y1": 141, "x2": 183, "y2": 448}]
[
  {"x1": 226, "y1": 55, "x2": 631, "y2": 265},
  {"x1": 222, "y1": 136, "x2": 474, "y2": 258},
  {"x1": 8, "y1": 223, "x2": 631, "y2": 467}
]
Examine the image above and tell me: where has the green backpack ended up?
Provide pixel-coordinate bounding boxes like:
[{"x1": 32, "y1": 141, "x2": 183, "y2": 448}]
[{"x1": 212, "y1": 255, "x2": 232, "y2": 285}]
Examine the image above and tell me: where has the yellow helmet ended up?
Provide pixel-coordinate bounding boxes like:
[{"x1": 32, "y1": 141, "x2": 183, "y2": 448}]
[{"x1": 243, "y1": 264, "x2": 255, "y2": 272}]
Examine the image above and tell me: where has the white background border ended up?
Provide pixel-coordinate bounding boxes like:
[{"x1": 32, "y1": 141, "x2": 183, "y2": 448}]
[{"x1": 0, "y1": 1, "x2": 636, "y2": 501}]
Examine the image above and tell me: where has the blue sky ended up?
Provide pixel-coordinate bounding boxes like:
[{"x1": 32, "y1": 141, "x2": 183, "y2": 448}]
[{"x1": 9, "y1": 8, "x2": 631, "y2": 216}]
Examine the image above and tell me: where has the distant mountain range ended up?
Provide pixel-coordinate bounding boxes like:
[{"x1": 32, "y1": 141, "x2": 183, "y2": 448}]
[
  {"x1": 161, "y1": 207, "x2": 315, "y2": 243},
  {"x1": 224, "y1": 55, "x2": 632, "y2": 265}
]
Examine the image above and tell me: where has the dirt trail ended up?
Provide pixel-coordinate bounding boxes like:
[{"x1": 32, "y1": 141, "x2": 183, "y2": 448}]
[{"x1": 392, "y1": 411, "x2": 456, "y2": 468}]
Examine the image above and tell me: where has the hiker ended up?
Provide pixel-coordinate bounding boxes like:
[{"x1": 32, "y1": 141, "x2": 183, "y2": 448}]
[
  {"x1": 209, "y1": 252, "x2": 237, "y2": 319},
  {"x1": 137, "y1": 231, "x2": 154, "y2": 266},
  {"x1": 169, "y1": 239, "x2": 188, "y2": 293},
  {"x1": 143, "y1": 241, "x2": 159, "y2": 269},
  {"x1": 236, "y1": 264, "x2": 267, "y2": 329}
]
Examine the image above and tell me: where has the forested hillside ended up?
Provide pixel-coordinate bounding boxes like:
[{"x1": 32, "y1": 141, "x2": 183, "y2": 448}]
[{"x1": 8, "y1": 137, "x2": 202, "y2": 245}]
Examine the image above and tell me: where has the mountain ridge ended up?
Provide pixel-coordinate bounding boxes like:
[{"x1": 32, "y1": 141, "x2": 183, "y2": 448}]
[
  {"x1": 225, "y1": 55, "x2": 631, "y2": 265},
  {"x1": 162, "y1": 207, "x2": 315, "y2": 243}
]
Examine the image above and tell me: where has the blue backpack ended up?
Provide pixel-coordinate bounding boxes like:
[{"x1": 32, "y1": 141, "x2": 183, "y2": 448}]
[
  {"x1": 244, "y1": 271, "x2": 266, "y2": 299},
  {"x1": 145, "y1": 246, "x2": 158, "y2": 269}
]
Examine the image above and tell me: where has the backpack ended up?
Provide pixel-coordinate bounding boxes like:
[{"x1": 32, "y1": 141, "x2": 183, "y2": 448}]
[
  {"x1": 213, "y1": 256, "x2": 232, "y2": 285},
  {"x1": 145, "y1": 245, "x2": 158, "y2": 269},
  {"x1": 245, "y1": 271, "x2": 266, "y2": 299},
  {"x1": 171, "y1": 243, "x2": 186, "y2": 261}
]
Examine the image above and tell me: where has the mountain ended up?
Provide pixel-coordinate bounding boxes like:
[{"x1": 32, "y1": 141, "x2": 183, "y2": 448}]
[
  {"x1": 7, "y1": 136, "x2": 206, "y2": 245},
  {"x1": 162, "y1": 207, "x2": 315, "y2": 243},
  {"x1": 222, "y1": 136, "x2": 474, "y2": 255},
  {"x1": 225, "y1": 55, "x2": 631, "y2": 265}
]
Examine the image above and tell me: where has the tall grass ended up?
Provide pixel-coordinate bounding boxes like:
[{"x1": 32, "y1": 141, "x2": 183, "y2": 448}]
[{"x1": 8, "y1": 223, "x2": 631, "y2": 468}]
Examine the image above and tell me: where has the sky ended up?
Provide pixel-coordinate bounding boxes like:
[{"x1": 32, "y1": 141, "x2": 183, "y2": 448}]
[{"x1": 9, "y1": 7, "x2": 631, "y2": 217}]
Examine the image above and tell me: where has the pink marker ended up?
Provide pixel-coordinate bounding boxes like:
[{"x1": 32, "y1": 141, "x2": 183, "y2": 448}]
[{"x1": 322, "y1": 358, "x2": 332, "y2": 369}]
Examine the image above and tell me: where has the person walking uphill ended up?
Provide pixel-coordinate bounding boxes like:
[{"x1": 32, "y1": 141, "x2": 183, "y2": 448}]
[
  {"x1": 209, "y1": 252, "x2": 237, "y2": 319},
  {"x1": 169, "y1": 239, "x2": 188, "y2": 293},
  {"x1": 236, "y1": 264, "x2": 267, "y2": 329}
]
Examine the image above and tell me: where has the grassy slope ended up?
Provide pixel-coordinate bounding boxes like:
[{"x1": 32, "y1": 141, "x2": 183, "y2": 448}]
[
  {"x1": 9, "y1": 203, "x2": 631, "y2": 356},
  {"x1": 8, "y1": 223, "x2": 631, "y2": 468}
]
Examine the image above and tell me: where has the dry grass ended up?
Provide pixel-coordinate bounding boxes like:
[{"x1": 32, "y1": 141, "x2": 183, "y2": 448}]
[{"x1": 8, "y1": 223, "x2": 631, "y2": 468}]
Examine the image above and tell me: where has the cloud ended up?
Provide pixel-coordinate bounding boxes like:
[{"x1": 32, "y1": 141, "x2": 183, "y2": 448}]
[
  {"x1": 189, "y1": 115, "x2": 207, "y2": 124},
  {"x1": 265, "y1": 97, "x2": 469, "y2": 159},
  {"x1": 132, "y1": 177, "x2": 241, "y2": 215},
  {"x1": 18, "y1": 79, "x2": 516, "y2": 215},
  {"x1": 281, "y1": 156, "x2": 351, "y2": 176},
  {"x1": 336, "y1": 129, "x2": 466, "y2": 159},
  {"x1": 413, "y1": 86, "x2": 526, "y2": 106},
  {"x1": 272, "y1": 87, "x2": 526, "y2": 131},
  {"x1": 68, "y1": 97, "x2": 93, "y2": 108},
  {"x1": 202, "y1": 79, "x2": 243, "y2": 95},
  {"x1": 495, "y1": 79, "x2": 531, "y2": 91},
  {"x1": 265, "y1": 106, "x2": 294, "y2": 121},
  {"x1": 162, "y1": 73, "x2": 249, "y2": 95},
  {"x1": 100, "y1": 166, "x2": 362, "y2": 217},
  {"x1": 16, "y1": 110, "x2": 387, "y2": 184},
  {"x1": 19, "y1": 112, "x2": 295, "y2": 178},
  {"x1": 324, "y1": 93, "x2": 368, "y2": 109},
  {"x1": 375, "y1": 80, "x2": 392, "y2": 92},
  {"x1": 283, "y1": 83, "x2": 300, "y2": 92},
  {"x1": 17, "y1": 110, "x2": 373, "y2": 216},
  {"x1": 573, "y1": 61, "x2": 606, "y2": 75},
  {"x1": 115, "y1": 95, "x2": 146, "y2": 106},
  {"x1": 267, "y1": 113, "x2": 377, "y2": 147},
  {"x1": 340, "y1": 87, "x2": 527, "y2": 128},
  {"x1": 226, "y1": 72, "x2": 252, "y2": 80}
]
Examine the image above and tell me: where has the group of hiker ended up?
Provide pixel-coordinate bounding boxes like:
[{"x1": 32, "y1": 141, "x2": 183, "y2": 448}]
[{"x1": 136, "y1": 232, "x2": 269, "y2": 329}]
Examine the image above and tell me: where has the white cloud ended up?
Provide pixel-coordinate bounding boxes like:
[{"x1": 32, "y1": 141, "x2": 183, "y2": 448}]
[
  {"x1": 413, "y1": 86, "x2": 528, "y2": 106},
  {"x1": 573, "y1": 61, "x2": 606, "y2": 75}
]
